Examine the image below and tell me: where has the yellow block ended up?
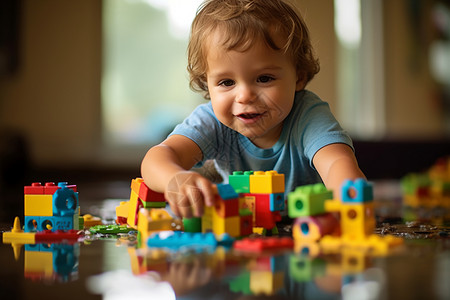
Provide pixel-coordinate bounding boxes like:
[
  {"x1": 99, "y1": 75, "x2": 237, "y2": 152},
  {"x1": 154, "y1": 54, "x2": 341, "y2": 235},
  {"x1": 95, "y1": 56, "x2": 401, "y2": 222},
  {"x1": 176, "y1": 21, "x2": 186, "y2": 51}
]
[
  {"x1": 250, "y1": 171, "x2": 285, "y2": 194},
  {"x1": 24, "y1": 195, "x2": 53, "y2": 216},
  {"x1": 116, "y1": 201, "x2": 129, "y2": 219},
  {"x1": 250, "y1": 271, "x2": 284, "y2": 295},
  {"x1": 341, "y1": 248, "x2": 368, "y2": 274},
  {"x1": 127, "y1": 190, "x2": 141, "y2": 228},
  {"x1": 202, "y1": 206, "x2": 213, "y2": 233},
  {"x1": 24, "y1": 251, "x2": 53, "y2": 278},
  {"x1": 341, "y1": 203, "x2": 375, "y2": 241},
  {"x1": 212, "y1": 210, "x2": 240, "y2": 237},
  {"x1": 137, "y1": 208, "x2": 175, "y2": 246}
]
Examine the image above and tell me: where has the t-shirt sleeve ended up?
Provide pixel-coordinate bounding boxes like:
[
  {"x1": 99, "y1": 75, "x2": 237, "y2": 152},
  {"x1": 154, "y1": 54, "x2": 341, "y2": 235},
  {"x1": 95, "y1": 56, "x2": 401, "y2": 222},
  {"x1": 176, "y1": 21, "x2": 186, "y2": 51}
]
[
  {"x1": 297, "y1": 93, "x2": 354, "y2": 167},
  {"x1": 168, "y1": 103, "x2": 221, "y2": 167}
]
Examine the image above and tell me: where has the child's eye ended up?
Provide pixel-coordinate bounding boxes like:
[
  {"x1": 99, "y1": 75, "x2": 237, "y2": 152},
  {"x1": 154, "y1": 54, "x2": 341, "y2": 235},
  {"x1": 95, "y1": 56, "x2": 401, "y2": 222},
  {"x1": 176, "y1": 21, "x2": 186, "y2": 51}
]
[
  {"x1": 257, "y1": 75, "x2": 274, "y2": 83},
  {"x1": 219, "y1": 79, "x2": 235, "y2": 87}
]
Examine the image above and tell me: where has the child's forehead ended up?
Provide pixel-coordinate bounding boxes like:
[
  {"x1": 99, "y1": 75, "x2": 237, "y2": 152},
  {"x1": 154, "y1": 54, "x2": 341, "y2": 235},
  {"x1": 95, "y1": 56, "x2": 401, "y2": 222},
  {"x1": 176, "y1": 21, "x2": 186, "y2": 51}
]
[{"x1": 205, "y1": 25, "x2": 286, "y2": 54}]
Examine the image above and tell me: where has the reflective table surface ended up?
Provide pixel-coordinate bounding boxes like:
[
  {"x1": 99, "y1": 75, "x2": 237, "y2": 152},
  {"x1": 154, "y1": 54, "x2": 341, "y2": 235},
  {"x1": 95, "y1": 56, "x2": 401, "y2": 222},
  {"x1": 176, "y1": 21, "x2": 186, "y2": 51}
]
[{"x1": 0, "y1": 181, "x2": 449, "y2": 300}]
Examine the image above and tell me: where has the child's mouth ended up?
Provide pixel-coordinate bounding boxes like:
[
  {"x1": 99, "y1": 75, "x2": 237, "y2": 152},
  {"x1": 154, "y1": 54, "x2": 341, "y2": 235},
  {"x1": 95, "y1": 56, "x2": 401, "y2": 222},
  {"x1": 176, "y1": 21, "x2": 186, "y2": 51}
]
[{"x1": 236, "y1": 112, "x2": 265, "y2": 123}]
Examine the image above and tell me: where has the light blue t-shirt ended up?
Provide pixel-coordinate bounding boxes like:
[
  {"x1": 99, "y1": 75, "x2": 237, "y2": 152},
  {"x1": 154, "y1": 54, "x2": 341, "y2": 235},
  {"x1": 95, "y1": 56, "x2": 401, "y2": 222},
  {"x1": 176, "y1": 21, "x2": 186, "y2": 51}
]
[{"x1": 170, "y1": 90, "x2": 353, "y2": 194}]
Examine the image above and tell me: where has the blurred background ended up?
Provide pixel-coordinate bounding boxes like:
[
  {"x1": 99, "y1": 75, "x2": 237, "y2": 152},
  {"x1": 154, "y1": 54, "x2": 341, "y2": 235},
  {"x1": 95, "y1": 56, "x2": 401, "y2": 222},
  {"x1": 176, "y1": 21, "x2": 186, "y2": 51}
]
[{"x1": 0, "y1": 0, "x2": 449, "y2": 217}]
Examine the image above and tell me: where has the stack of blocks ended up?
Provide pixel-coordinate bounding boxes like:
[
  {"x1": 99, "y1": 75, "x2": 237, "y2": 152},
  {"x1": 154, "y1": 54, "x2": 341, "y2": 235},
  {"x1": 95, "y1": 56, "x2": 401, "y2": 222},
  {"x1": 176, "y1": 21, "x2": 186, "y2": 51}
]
[
  {"x1": 230, "y1": 170, "x2": 285, "y2": 232},
  {"x1": 184, "y1": 170, "x2": 286, "y2": 237},
  {"x1": 116, "y1": 178, "x2": 166, "y2": 228},
  {"x1": 288, "y1": 183, "x2": 338, "y2": 242},
  {"x1": 23, "y1": 182, "x2": 79, "y2": 232},
  {"x1": 288, "y1": 178, "x2": 403, "y2": 254},
  {"x1": 401, "y1": 172, "x2": 450, "y2": 209},
  {"x1": 200, "y1": 183, "x2": 253, "y2": 238}
]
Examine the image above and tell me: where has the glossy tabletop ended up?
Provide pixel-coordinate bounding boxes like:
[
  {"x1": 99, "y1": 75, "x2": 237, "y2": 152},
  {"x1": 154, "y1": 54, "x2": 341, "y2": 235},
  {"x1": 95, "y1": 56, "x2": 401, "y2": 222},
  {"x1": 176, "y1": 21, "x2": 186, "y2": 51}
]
[{"x1": 0, "y1": 181, "x2": 449, "y2": 300}]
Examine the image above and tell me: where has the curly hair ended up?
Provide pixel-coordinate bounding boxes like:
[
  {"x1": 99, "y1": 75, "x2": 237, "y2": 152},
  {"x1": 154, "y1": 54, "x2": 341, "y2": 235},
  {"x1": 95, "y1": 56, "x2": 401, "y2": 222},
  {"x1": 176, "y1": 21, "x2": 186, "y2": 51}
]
[{"x1": 187, "y1": 0, "x2": 320, "y2": 99}]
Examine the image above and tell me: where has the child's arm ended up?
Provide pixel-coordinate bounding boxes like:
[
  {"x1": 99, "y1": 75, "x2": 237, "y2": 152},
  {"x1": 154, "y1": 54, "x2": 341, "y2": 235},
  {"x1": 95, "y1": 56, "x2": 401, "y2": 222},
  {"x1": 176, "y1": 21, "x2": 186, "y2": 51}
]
[
  {"x1": 141, "y1": 135, "x2": 216, "y2": 218},
  {"x1": 312, "y1": 143, "x2": 366, "y2": 198}
]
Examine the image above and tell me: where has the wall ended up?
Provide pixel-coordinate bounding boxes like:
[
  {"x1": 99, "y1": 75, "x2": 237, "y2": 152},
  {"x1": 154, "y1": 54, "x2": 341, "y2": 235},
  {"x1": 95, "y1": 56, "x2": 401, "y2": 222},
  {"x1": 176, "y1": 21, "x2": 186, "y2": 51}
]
[
  {"x1": 384, "y1": 0, "x2": 444, "y2": 139},
  {"x1": 0, "y1": 0, "x2": 102, "y2": 168},
  {"x1": 0, "y1": 0, "x2": 446, "y2": 170}
]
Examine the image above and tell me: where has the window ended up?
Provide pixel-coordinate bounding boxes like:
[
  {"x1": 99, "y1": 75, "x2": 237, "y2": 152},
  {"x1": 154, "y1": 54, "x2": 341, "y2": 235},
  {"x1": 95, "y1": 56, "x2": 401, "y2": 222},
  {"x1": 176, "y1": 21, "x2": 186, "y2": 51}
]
[
  {"x1": 334, "y1": 0, "x2": 385, "y2": 139},
  {"x1": 102, "y1": 0, "x2": 204, "y2": 147}
]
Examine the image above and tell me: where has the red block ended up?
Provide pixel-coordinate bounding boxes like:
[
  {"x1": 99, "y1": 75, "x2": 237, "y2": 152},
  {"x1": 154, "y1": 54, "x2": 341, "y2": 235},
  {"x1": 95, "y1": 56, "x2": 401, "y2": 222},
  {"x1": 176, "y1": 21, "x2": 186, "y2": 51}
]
[
  {"x1": 234, "y1": 237, "x2": 294, "y2": 252},
  {"x1": 215, "y1": 197, "x2": 239, "y2": 218},
  {"x1": 35, "y1": 230, "x2": 80, "y2": 242},
  {"x1": 240, "y1": 213, "x2": 253, "y2": 236},
  {"x1": 24, "y1": 183, "x2": 44, "y2": 195},
  {"x1": 43, "y1": 182, "x2": 59, "y2": 195},
  {"x1": 139, "y1": 183, "x2": 166, "y2": 203}
]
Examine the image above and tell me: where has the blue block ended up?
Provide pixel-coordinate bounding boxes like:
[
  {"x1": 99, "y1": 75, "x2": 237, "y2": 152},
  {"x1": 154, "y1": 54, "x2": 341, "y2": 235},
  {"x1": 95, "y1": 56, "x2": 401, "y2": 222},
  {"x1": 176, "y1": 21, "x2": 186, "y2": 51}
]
[
  {"x1": 269, "y1": 193, "x2": 285, "y2": 211},
  {"x1": 24, "y1": 216, "x2": 41, "y2": 232},
  {"x1": 52, "y1": 215, "x2": 74, "y2": 231},
  {"x1": 341, "y1": 178, "x2": 373, "y2": 203},
  {"x1": 216, "y1": 183, "x2": 239, "y2": 200},
  {"x1": 147, "y1": 231, "x2": 234, "y2": 250},
  {"x1": 53, "y1": 185, "x2": 78, "y2": 216}
]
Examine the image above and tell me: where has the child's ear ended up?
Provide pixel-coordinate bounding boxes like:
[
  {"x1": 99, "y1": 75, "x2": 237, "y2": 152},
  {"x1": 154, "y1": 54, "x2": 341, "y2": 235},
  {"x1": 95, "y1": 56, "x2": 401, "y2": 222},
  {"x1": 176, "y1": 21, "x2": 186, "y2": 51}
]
[{"x1": 295, "y1": 71, "x2": 306, "y2": 91}]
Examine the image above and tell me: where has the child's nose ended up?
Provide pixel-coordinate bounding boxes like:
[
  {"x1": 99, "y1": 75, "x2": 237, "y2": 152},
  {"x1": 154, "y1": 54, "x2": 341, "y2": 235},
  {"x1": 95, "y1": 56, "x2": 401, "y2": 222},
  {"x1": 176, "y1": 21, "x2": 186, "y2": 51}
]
[{"x1": 235, "y1": 85, "x2": 256, "y2": 103}]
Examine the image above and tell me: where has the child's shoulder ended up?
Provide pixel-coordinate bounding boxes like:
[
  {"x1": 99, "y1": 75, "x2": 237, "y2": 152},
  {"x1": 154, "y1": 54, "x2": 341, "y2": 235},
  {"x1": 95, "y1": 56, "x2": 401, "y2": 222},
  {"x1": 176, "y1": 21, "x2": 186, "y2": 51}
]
[{"x1": 292, "y1": 89, "x2": 329, "y2": 114}]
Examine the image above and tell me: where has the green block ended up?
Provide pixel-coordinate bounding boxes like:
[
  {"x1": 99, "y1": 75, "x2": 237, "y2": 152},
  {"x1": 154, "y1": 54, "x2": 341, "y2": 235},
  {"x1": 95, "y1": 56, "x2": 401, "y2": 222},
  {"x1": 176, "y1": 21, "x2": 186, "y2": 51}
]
[
  {"x1": 78, "y1": 216, "x2": 84, "y2": 230},
  {"x1": 229, "y1": 171, "x2": 253, "y2": 193},
  {"x1": 183, "y1": 217, "x2": 202, "y2": 232},
  {"x1": 400, "y1": 173, "x2": 430, "y2": 195},
  {"x1": 289, "y1": 255, "x2": 326, "y2": 282},
  {"x1": 142, "y1": 201, "x2": 166, "y2": 208},
  {"x1": 287, "y1": 183, "x2": 332, "y2": 218},
  {"x1": 228, "y1": 271, "x2": 251, "y2": 294}
]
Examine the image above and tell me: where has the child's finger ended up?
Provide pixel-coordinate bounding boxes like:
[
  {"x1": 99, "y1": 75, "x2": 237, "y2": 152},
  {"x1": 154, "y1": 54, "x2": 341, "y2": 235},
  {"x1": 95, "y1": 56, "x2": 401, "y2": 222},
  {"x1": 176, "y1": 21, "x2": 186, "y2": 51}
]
[
  {"x1": 198, "y1": 180, "x2": 216, "y2": 207},
  {"x1": 187, "y1": 186, "x2": 204, "y2": 217}
]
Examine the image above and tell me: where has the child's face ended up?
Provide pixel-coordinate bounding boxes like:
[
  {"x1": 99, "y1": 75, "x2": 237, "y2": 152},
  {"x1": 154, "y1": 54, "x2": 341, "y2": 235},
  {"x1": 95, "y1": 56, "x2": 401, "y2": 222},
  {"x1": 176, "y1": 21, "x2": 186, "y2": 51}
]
[{"x1": 206, "y1": 32, "x2": 303, "y2": 149}]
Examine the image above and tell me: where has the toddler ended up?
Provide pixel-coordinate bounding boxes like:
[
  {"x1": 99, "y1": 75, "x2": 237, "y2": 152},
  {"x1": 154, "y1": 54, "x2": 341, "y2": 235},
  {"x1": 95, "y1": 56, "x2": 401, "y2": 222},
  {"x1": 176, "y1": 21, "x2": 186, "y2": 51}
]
[{"x1": 141, "y1": 0, "x2": 365, "y2": 218}]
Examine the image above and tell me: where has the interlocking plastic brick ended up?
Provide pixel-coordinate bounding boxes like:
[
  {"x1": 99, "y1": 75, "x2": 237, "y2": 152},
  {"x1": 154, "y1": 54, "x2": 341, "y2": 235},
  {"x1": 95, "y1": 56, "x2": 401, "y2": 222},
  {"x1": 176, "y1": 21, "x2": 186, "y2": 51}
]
[{"x1": 233, "y1": 237, "x2": 294, "y2": 252}]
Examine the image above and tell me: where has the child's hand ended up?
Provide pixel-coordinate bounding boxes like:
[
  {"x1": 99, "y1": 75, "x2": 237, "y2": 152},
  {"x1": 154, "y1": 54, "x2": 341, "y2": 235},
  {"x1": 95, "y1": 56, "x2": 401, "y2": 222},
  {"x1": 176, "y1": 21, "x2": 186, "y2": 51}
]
[{"x1": 165, "y1": 171, "x2": 216, "y2": 218}]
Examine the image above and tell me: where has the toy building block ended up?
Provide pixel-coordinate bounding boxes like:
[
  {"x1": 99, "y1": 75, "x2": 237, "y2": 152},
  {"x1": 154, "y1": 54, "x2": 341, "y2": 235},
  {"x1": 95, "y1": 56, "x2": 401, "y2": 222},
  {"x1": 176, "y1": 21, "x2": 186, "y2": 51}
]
[
  {"x1": 183, "y1": 217, "x2": 202, "y2": 232},
  {"x1": 239, "y1": 208, "x2": 253, "y2": 236},
  {"x1": 2, "y1": 217, "x2": 36, "y2": 244},
  {"x1": 229, "y1": 271, "x2": 252, "y2": 295},
  {"x1": 212, "y1": 214, "x2": 240, "y2": 237},
  {"x1": 201, "y1": 205, "x2": 213, "y2": 233},
  {"x1": 35, "y1": 230, "x2": 79, "y2": 243},
  {"x1": 288, "y1": 183, "x2": 332, "y2": 218},
  {"x1": 340, "y1": 202, "x2": 375, "y2": 241},
  {"x1": 341, "y1": 247, "x2": 369, "y2": 274},
  {"x1": 250, "y1": 270, "x2": 284, "y2": 295},
  {"x1": 131, "y1": 178, "x2": 166, "y2": 207},
  {"x1": 292, "y1": 213, "x2": 340, "y2": 242},
  {"x1": 250, "y1": 171, "x2": 285, "y2": 194},
  {"x1": 82, "y1": 214, "x2": 102, "y2": 228},
  {"x1": 147, "y1": 231, "x2": 234, "y2": 250},
  {"x1": 24, "y1": 182, "x2": 45, "y2": 194},
  {"x1": 115, "y1": 201, "x2": 129, "y2": 225},
  {"x1": 137, "y1": 208, "x2": 180, "y2": 246},
  {"x1": 241, "y1": 195, "x2": 256, "y2": 222},
  {"x1": 52, "y1": 184, "x2": 79, "y2": 216},
  {"x1": 44, "y1": 182, "x2": 77, "y2": 195},
  {"x1": 233, "y1": 237, "x2": 294, "y2": 252},
  {"x1": 24, "y1": 194, "x2": 53, "y2": 217},
  {"x1": 289, "y1": 255, "x2": 326, "y2": 282},
  {"x1": 127, "y1": 188, "x2": 142, "y2": 228},
  {"x1": 89, "y1": 224, "x2": 134, "y2": 234},
  {"x1": 214, "y1": 184, "x2": 240, "y2": 218},
  {"x1": 229, "y1": 171, "x2": 253, "y2": 193},
  {"x1": 217, "y1": 183, "x2": 240, "y2": 200},
  {"x1": 341, "y1": 179, "x2": 373, "y2": 203}
]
